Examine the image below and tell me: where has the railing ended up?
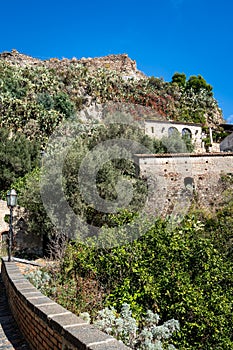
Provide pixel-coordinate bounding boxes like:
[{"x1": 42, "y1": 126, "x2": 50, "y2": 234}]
[{"x1": 1, "y1": 258, "x2": 129, "y2": 350}]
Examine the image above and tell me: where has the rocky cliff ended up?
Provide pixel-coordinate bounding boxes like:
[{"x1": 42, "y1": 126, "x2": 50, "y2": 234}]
[{"x1": 0, "y1": 49, "x2": 145, "y2": 79}]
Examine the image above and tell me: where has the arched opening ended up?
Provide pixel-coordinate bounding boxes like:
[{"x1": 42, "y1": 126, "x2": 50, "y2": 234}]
[
  {"x1": 184, "y1": 177, "x2": 195, "y2": 192},
  {"x1": 182, "y1": 128, "x2": 192, "y2": 139},
  {"x1": 168, "y1": 126, "x2": 179, "y2": 137},
  {"x1": 1, "y1": 231, "x2": 8, "y2": 254},
  {"x1": 1, "y1": 231, "x2": 8, "y2": 242}
]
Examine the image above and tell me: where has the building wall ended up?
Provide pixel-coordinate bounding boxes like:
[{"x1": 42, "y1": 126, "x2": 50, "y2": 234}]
[
  {"x1": 134, "y1": 153, "x2": 233, "y2": 216},
  {"x1": 144, "y1": 120, "x2": 204, "y2": 152}
]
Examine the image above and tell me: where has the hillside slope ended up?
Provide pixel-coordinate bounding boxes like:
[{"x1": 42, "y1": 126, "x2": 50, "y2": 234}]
[{"x1": 0, "y1": 49, "x2": 223, "y2": 141}]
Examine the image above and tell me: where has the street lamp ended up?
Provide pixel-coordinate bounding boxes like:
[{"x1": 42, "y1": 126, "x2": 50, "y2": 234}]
[{"x1": 6, "y1": 189, "x2": 17, "y2": 262}]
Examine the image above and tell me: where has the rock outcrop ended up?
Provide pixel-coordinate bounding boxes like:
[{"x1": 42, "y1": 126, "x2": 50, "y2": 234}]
[{"x1": 0, "y1": 49, "x2": 145, "y2": 79}]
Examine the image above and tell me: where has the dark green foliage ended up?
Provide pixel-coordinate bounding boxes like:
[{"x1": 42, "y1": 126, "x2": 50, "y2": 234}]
[
  {"x1": 148, "y1": 76, "x2": 166, "y2": 90},
  {"x1": 37, "y1": 92, "x2": 54, "y2": 110},
  {"x1": 59, "y1": 213, "x2": 233, "y2": 349},
  {"x1": 53, "y1": 92, "x2": 75, "y2": 118},
  {"x1": 171, "y1": 73, "x2": 186, "y2": 88},
  {"x1": 186, "y1": 75, "x2": 213, "y2": 96},
  {"x1": 0, "y1": 128, "x2": 40, "y2": 192},
  {"x1": 171, "y1": 72, "x2": 213, "y2": 96},
  {"x1": 12, "y1": 117, "x2": 196, "y2": 248},
  {"x1": 62, "y1": 122, "x2": 151, "y2": 227},
  {"x1": 12, "y1": 121, "x2": 153, "y2": 241},
  {"x1": 15, "y1": 168, "x2": 56, "y2": 244}
]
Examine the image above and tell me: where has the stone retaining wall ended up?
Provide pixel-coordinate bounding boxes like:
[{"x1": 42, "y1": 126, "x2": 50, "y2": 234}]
[
  {"x1": 134, "y1": 152, "x2": 233, "y2": 215},
  {"x1": 1, "y1": 259, "x2": 129, "y2": 350}
]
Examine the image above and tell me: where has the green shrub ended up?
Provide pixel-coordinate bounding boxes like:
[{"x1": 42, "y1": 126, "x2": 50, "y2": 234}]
[{"x1": 58, "y1": 215, "x2": 233, "y2": 349}]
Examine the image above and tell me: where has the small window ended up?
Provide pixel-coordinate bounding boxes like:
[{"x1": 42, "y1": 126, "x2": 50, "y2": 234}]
[{"x1": 151, "y1": 127, "x2": 154, "y2": 133}]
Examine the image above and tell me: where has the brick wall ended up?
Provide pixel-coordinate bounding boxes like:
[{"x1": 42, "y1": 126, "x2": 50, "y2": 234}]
[{"x1": 1, "y1": 259, "x2": 129, "y2": 350}]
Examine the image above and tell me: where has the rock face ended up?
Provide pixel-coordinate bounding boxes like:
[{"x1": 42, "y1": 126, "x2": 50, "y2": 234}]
[
  {"x1": 220, "y1": 132, "x2": 233, "y2": 151},
  {"x1": 77, "y1": 53, "x2": 145, "y2": 79},
  {"x1": 0, "y1": 49, "x2": 41, "y2": 66},
  {"x1": 0, "y1": 49, "x2": 145, "y2": 79}
]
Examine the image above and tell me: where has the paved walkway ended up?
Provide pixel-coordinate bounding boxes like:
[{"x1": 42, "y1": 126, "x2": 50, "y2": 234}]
[{"x1": 0, "y1": 273, "x2": 31, "y2": 349}]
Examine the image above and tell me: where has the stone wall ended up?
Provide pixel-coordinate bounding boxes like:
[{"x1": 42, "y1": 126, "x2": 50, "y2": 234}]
[
  {"x1": 134, "y1": 152, "x2": 233, "y2": 216},
  {"x1": 0, "y1": 200, "x2": 43, "y2": 256},
  {"x1": 1, "y1": 260, "x2": 129, "y2": 350},
  {"x1": 0, "y1": 200, "x2": 9, "y2": 235}
]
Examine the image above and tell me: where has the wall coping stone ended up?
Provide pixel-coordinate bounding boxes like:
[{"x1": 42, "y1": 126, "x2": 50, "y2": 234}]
[
  {"x1": 1, "y1": 258, "x2": 130, "y2": 350},
  {"x1": 134, "y1": 152, "x2": 233, "y2": 158}
]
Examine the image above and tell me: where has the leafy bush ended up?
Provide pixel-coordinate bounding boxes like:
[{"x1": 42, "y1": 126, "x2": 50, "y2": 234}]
[
  {"x1": 58, "y1": 214, "x2": 233, "y2": 349},
  {"x1": 81, "y1": 303, "x2": 179, "y2": 349},
  {"x1": 53, "y1": 92, "x2": 75, "y2": 118},
  {"x1": 25, "y1": 269, "x2": 51, "y2": 293},
  {"x1": 0, "y1": 128, "x2": 40, "y2": 192}
]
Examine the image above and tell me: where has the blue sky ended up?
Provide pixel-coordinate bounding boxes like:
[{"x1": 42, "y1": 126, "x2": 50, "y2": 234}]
[{"x1": 1, "y1": 0, "x2": 233, "y2": 122}]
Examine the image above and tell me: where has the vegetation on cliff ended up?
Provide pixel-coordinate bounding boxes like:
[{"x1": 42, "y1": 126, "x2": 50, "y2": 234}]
[{"x1": 0, "y1": 50, "x2": 223, "y2": 144}]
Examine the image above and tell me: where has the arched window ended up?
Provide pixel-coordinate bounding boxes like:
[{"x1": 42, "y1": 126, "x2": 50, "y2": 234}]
[
  {"x1": 1, "y1": 231, "x2": 8, "y2": 242},
  {"x1": 182, "y1": 128, "x2": 192, "y2": 139},
  {"x1": 168, "y1": 127, "x2": 179, "y2": 137},
  {"x1": 184, "y1": 177, "x2": 195, "y2": 192}
]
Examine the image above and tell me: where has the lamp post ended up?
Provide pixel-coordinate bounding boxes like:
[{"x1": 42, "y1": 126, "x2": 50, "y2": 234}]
[{"x1": 6, "y1": 189, "x2": 17, "y2": 262}]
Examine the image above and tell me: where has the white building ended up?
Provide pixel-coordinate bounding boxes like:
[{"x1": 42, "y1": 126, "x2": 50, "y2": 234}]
[{"x1": 144, "y1": 120, "x2": 204, "y2": 152}]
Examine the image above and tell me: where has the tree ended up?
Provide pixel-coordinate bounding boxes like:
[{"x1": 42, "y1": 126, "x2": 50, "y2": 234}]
[
  {"x1": 0, "y1": 128, "x2": 40, "y2": 192},
  {"x1": 161, "y1": 131, "x2": 194, "y2": 153},
  {"x1": 186, "y1": 75, "x2": 213, "y2": 96},
  {"x1": 171, "y1": 72, "x2": 186, "y2": 88}
]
